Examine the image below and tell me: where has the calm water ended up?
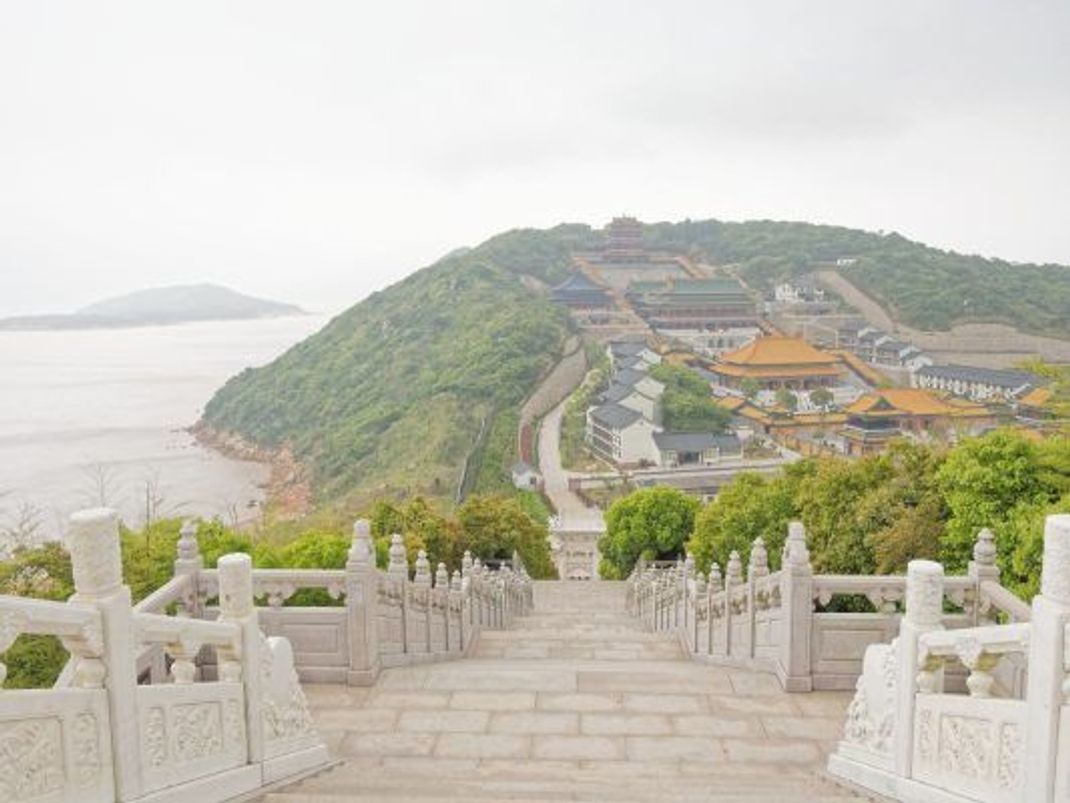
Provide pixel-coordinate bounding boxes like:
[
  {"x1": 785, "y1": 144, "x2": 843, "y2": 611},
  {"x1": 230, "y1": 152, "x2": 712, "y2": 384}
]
[{"x1": 0, "y1": 315, "x2": 327, "y2": 546}]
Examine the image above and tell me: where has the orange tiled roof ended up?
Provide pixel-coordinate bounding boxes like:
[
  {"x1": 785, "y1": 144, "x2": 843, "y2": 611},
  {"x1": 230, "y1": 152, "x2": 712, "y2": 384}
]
[
  {"x1": 845, "y1": 388, "x2": 989, "y2": 418},
  {"x1": 1019, "y1": 387, "x2": 1052, "y2": 407},
  {"x1": 720, "y1": 336, "x2": 837, "y2": 367},
  {"x1": 716, "y1": 396, "x2": 748, "y2": 411},
  {"x1": 713, "y1": 363, "x2": 841, "y2": 379}
]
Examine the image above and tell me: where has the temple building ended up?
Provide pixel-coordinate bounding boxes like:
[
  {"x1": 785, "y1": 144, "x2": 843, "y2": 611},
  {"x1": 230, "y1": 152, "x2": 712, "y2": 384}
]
[
  {"x1": 711, "y1": 336, "x2": 842, "y2": 391},
  {"x1": 627, "y1": 278, "x2": 758, "y2": 329},
  {"x1": 549, "y1": 272, "x2": 612, "y2": 309},
  {"x1": 840, "y1": 388, "x2": 994, "y2": 456},
  {"x1": 604, "y1": 216, "x2": 645, "y2": 258}
]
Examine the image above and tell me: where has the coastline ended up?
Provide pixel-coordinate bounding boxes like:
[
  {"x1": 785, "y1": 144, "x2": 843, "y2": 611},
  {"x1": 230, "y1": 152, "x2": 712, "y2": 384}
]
[{"x1": 190, "y1": 421, "x2": 313, "y2": 521}]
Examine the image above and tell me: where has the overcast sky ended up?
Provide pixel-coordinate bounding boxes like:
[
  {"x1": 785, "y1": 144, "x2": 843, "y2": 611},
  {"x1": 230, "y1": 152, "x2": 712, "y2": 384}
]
[{"x1": 1, "y1": 1, "x2": 1068, "y2": 317}]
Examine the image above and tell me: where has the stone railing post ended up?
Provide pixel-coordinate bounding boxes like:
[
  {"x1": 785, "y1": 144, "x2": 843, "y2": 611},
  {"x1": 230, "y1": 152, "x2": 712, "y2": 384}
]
[
  {"x1": 345, "y1": 519, "x2": 380, "y2": 685},
  {"x1": 724, "y1": 551, "x2": 742, "y2": 657},
  {"x1": 746, "y1": 538, "x2": 768, "y2": 659},
  {"x1": 708, "y1": 563, "x2": 722, "y2": 656},
  {"x1": 67, "y1": 508, "x2": 143, "y2": 801},
  {"x1": 893, "y1": 559, "x2": 945, "y2": 778},
  {"x1": 1024, "y1": 515, "x2": 1070, "y2": 803},
  {"x1": 779, "y1": 522, "x2": 815, "y2": 691},
  {"x1": 967, "y1": 527, "x2": 1000, "y2": 624},
  {"x1": 435, "y1": 563, "x2": 449, "y2": 654},
  {"x1": 683, "y1": 553, "x2": 695, "y2": 641},
  {"x1": 173, "y1": 519, "x2": 204, "y2": 617},
  {"x1": 413, "y1": 550, "x2": 431, "y2": 652},
  {"x1": 449, "y1": 571, "x2": 464, "y2": 652},
  {"x1": 388, "y1": 533, "x2": 409, "y2": 651},
  {"x1": 217, "y1": 552, "x2": 263, "y2": 763}
]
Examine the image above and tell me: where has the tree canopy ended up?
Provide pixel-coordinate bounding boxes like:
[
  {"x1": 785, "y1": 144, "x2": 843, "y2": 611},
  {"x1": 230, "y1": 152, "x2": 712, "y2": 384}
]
[
  {"x1": 598, "y1": 486, "x2": 700, "y2": 579},
  {"x1": 649, "y1": 363, "x2": 731, "y2": 433}
]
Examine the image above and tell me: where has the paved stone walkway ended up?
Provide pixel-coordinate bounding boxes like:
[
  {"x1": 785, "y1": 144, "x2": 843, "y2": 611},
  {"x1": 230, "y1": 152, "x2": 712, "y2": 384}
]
[{"x1": 267, "y1": 582, "x2": 864, "y2": 801}]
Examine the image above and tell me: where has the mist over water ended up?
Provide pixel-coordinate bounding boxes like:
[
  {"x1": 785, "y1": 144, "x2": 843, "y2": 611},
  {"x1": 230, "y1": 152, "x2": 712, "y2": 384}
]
[{"x1": 0, "y1": 315, "x2": 326, "y2": 547}]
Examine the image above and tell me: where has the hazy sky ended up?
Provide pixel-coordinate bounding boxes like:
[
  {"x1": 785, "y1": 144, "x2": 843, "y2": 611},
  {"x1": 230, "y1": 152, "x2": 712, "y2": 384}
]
[{"x1": 2, "y1": 1, "x2": 1068, "y2": 317}]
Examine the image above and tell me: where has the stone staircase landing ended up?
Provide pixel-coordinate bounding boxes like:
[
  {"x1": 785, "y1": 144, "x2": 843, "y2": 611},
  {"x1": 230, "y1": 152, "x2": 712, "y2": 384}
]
[{"x1": 270, "y1": 581, "x2": 862, "y2": 801}]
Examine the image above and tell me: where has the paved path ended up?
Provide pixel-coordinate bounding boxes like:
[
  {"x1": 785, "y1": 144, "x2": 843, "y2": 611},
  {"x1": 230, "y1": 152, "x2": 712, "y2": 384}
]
[
  {"x1": 537, "y1": 397, "x2": 605, "y2": 530},
  {"x1": 268, "y1": 582, "x2": 862, "y2": 802}
]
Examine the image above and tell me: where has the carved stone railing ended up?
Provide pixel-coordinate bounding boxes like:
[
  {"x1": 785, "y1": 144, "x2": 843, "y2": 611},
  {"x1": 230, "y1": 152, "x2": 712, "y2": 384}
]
[
  {"x1": 54, "y1": 516, "x2": 531, "y2": 693},
  {"x1": 828, "y1": 514, "x2": 1070, "y2": 803},
  {"x1": 0, "y1": 508, "x2": 329, "y2": 803},
  {"x1": 626, "y1": 522, "x2": 1030, "y2": 693}
]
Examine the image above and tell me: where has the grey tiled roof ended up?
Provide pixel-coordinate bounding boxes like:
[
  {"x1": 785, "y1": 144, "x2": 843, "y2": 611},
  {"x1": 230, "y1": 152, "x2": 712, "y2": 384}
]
[
  {"x1": 916, "y1": 364, "x2": 1037, "y2": 389},
  {"x1": 614, "y1": 367, "x2": 649, "y2": 387},
  {"x1": 601, "y1": 384, "x2": 636, "y2": 403},
  {"x1": 653, "y1": 432, "x2": 742, "y2": 452},
  {"x1": 609, "y1": 341, "x2": 646, "y2": 358},
  {"x1": 589, "y1": 403, "x2": 643, "y2": 430}
]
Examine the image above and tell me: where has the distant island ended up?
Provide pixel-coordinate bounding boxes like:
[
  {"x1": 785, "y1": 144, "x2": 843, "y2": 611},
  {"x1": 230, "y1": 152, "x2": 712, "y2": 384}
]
[{"x1": 0, "y1": 283, "x2": 304, "y2": 331}]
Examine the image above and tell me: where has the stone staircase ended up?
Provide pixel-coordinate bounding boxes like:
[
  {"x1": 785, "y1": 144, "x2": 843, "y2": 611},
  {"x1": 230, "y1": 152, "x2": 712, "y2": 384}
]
[{"x1": 266, "y1": 581, "x2": 865, "y2": 801}]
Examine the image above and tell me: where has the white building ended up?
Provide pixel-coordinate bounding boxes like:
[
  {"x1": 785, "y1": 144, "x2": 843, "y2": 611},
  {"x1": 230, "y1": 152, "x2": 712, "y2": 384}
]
[
  {"x1": 913, "y1": 364, "x2": 1038, "y2": 402},
  {"x1": 586, "y1": 403, "x2": 660, "y2": 464},
  {"x1": 652, "y1": 432, "x2": 744, "y2": 467}
]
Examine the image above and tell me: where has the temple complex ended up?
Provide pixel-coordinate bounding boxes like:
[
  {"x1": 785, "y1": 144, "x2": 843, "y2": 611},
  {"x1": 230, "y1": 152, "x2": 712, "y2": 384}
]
[
  {"x1": 840, "y1": 387, "x2": 994, "y2": 456},
  {"x1": 711, "y1": 335, "x2": 842, "y2": 390},
  {"x1": 549, "y1": 272, "x2": 612, "y2": 309},
  {"x1": 627, "y1": 277, "x2": 758, "y2": 329},
  {"x1": 603, "y1": 215, "x2": 645, "y2": 259}
]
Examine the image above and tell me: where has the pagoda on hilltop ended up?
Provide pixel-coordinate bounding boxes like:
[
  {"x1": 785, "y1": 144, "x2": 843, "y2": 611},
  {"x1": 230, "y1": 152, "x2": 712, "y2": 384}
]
[
  {"x1": 712, "y1": 335, "x2": 842, "y2": 391},
  {"x1": 603, "y1": 216, "x2": 646, "y2": 260}
]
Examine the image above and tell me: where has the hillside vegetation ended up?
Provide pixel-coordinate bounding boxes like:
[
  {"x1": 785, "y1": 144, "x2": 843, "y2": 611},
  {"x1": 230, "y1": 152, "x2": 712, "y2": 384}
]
[
  {"x1": 203, "y1": 218, "x2": 1070, "y2": 508},
  {"x1": 644, "y1": 220, "x2": 1070, "y2": 337},
  {"x1": 202, "y1": 227, "x2": 588, "y2": 505}
]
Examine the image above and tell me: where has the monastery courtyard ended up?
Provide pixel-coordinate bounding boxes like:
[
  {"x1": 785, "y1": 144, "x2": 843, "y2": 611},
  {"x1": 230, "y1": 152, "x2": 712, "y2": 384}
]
[{"x1": 274, "y1": 582, "x2": 863, "y2": 802}]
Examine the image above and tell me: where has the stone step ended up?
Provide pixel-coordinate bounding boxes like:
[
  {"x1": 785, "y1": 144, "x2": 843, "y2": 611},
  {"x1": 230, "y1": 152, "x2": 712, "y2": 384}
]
[{"x1": 276, "y1": 579, "x2": 863, "y2": 801}]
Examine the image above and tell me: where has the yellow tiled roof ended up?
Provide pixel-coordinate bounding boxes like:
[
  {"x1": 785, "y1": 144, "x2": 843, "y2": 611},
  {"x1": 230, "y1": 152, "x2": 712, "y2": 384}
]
[
  {"x1": 1019, "y1": 387, "x2": 1052, "y2": 407},
  {"x1": 845, "y1": 388, "x2": 989, "y2": 417},
  {"x1": 719, "y1": 336, "x2": 837, "y2": 367}
]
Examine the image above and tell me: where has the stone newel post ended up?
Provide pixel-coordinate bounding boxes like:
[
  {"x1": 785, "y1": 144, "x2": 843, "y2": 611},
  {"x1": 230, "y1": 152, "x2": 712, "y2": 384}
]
[
  {"x1": 217, "y1": 552, "x2": 263, "y2": 763},
  {"x1": 967, "y1": 528, "x2": 1000, "y2": 624},
  {"x1": 68, "y1": 508, "x2": 143, "y2": 802},
  {"x1": 174, "y1": 519, "x2": 204, "y2": 617},
  {"x1": 724, "y1": 551, "x2": 742, "y2": 656},
  {"x1": 1024, "y1": 514, "x2": 1070, "y2": 803},
  {"x1": 779, "y1": 522, "x2": 815, "y2": 692},
  {"x1": 345, "y1": 519, "x2": 381, "y2": 685},
  {"x1": 893, "y1": 559, "x2": 945, "y2": 778}
]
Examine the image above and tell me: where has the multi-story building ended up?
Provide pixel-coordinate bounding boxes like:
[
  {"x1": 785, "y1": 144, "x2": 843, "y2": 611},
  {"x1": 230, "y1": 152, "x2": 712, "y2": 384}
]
[
  {"x1": 550, "y1": 272, "x2": 611, "y2": 309},
  {"x1": 585, "y1": 403, "x2": 660, "y2": 464},
  {"x1": 711, "y1": 336, "x2": 843, "y2": 391},
  {"x1": 913, "y1": 364, "x2": 1039, "y2": 402},
  {"x1": 627, "y1": 278, "x2": 758, "y2": 329}
]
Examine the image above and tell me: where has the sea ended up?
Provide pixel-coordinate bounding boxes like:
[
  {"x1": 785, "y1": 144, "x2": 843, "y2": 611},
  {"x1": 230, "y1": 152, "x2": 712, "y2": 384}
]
[{"x1": 0, "y1": 315, "x2": 328, "y2": 551}]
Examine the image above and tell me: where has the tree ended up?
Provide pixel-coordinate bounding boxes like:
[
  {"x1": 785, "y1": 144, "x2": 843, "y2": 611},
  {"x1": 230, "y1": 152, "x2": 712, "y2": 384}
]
[
  {"x1": 810, "y1": 387, "x2": 834, "y2": 410},
  {"x1": 688, "y1": 471, "x2": 799, "y2": 574},
  {"x1": 740, "y1": 377, "x2": 761, "y2": 401},
  {"x1": 456, "y1": 495, "x2": 556, "y2": 578},
  {"x1": 774, "y1": 387, "x2": 798, "y2": 413},
  {"x1": 649, "y1": 363, "x2": 731, "y2": 432},
  {"x1": 936, "y1": 430, "x2": 1044, "y2": 572},
  {"x1": 598, "y1": 486, "x2": 699, "y2": 579}
]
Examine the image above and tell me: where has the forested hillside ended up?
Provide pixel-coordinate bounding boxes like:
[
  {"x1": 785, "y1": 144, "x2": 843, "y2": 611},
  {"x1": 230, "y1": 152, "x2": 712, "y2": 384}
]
[
  {"x1": 202, "y1": 225, "x2": 593, "y2": 506},
  {"x1": 645, "y1": 220, "x2": 1070, "y2": 337},
  {"x1": 203, "y1": 218, "x2": 1070, "y2": 508}
]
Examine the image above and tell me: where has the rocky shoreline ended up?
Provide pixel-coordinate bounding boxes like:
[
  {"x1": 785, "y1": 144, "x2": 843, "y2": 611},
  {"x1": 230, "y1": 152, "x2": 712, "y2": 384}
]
[{"x1": 190, "y1": 422, "x2": 312, "y2": 521}]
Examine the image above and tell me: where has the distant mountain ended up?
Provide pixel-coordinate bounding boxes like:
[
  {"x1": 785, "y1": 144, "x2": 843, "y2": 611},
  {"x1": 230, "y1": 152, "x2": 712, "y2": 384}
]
[{"x1": 0, "y1": 283, "x2": 303, "y2": 330}]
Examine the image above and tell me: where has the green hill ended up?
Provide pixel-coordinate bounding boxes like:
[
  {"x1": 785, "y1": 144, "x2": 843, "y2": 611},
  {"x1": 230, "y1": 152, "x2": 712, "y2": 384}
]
[
  {"x1": 644, "y1": 220, "x2": 1070, "y2": 336},
  {"x1": 201, "y1": 226, "x2": 593, "y2": 506},
  {"x1": 202, "y1": 219, "x2": 1070, "y2": 509}
]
